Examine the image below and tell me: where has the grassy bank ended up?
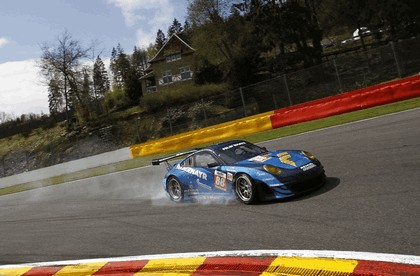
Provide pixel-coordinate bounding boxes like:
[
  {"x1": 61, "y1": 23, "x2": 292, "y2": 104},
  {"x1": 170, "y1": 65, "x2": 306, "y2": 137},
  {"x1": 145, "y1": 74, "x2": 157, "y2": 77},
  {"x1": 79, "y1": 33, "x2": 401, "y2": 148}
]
[{"x1": 1, "y1": 97, "x2": 419, "y2": 196}]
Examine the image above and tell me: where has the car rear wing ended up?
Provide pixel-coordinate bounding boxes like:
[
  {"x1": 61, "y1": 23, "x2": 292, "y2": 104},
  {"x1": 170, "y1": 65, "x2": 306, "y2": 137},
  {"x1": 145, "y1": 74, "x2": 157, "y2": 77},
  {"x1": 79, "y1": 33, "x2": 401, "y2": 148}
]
[{"x1": 151, "y1": 150, "x2": 197, "y2": 170}]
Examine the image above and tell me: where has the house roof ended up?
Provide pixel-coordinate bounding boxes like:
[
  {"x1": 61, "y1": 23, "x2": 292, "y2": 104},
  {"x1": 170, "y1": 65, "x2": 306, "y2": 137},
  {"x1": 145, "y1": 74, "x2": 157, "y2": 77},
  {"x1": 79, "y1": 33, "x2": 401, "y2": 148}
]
[{"x1": 149, "y1": 33, "x2": 195, "y2": 63}]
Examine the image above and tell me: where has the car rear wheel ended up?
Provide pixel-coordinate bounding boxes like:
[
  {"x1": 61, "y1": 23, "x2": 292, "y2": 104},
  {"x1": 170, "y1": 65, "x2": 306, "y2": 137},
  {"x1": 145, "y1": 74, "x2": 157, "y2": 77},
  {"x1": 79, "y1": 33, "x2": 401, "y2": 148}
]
[
  {"x1": 234, "y1": 174, "x2": 257, "y2": 204},
  {"x1": 167, "y1": 177, "x2": 184, "y2": 202}
]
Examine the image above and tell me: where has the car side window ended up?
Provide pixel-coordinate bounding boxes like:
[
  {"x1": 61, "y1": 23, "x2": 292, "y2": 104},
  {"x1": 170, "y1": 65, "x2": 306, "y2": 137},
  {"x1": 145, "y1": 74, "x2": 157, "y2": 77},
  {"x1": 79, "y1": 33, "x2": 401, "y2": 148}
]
[
  {"x1": 194, "y1": 152, "x2": 218, "y2": 168},
  {"x1": 181, "y1": 157, "x2": 194, "y2": 167}
]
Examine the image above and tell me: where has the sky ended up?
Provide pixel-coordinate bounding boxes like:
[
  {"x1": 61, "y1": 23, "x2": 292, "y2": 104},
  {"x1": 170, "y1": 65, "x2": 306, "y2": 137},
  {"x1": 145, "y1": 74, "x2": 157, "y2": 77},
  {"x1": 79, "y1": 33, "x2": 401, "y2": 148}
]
[{"x1": 0, "y1": 0, "x2": 188, "y2": 116}]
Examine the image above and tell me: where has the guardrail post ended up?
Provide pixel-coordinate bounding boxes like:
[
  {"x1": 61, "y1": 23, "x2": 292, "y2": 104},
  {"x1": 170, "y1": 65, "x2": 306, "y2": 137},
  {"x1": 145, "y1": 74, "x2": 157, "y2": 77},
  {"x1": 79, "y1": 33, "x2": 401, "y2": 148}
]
[
  {"x1": 25, "y1": 151, "x2": 29, "y2": 172},
  {"x1": 332, "y1": 59, "x2": 343, "y2": 92},
  {"x1": 283, "y1": 74, "x2": 292, "y2": 106},
  {"x1": 1, "y1": 156, "x2": 5, "y2": 177},
  {"x1": 76, "y1": 136, "x2": 80, "y2": 159},
  {"x1": 136, "y1": 116, "x2": 141, "y2": 142},
  {"x1": 272, "y1": 94, "x2": 278, "y2": 110},
  {"x1": 167, "y1": 108, "x2": 173, "y2": 135},
  {"x1": 239, "y1": 87, "x2": 247, "y2": 117},
  {"x1": 390, "y1": 41, "x2": 402, "y2": 78},
  {"x1": 201, "y1": 99, "x2": 208, "y2": 127}
]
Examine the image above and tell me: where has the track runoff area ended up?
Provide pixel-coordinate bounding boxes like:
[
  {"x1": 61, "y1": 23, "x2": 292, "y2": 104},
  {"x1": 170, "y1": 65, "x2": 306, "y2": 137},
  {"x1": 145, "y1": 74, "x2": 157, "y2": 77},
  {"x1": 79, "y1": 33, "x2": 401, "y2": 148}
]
[{"x1": 1, "y1": 77, "x2": 419, "y2": 275}]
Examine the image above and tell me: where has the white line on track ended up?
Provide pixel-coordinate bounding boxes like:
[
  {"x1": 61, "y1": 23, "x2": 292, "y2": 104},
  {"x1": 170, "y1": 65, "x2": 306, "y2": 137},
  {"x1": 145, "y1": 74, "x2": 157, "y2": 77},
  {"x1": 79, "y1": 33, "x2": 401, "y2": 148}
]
[{"x1": 0, "y1": 250, "x2": 419, "y2": 268}]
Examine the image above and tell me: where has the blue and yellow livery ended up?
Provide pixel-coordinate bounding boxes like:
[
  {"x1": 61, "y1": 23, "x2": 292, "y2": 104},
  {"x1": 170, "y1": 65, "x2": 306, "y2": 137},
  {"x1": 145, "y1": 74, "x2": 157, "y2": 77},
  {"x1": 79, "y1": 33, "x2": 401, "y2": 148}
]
[{"x1": 152, "y1": 140, "x2": 326, "y2": 204}]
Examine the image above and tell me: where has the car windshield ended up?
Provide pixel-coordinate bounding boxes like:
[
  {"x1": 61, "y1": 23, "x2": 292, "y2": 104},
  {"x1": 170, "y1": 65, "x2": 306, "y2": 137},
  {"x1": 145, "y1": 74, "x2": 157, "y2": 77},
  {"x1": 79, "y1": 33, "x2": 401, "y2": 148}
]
[{"x1": 217, "y1": 142, "x2": 267, "y2": 164}]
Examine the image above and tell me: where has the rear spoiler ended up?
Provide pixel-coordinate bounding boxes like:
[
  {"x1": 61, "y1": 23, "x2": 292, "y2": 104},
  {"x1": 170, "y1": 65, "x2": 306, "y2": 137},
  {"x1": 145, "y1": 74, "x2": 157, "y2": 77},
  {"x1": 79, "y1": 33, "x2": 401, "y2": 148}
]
[{"x1": 151, "y1": 150, "x2": 197, "y2": 170}]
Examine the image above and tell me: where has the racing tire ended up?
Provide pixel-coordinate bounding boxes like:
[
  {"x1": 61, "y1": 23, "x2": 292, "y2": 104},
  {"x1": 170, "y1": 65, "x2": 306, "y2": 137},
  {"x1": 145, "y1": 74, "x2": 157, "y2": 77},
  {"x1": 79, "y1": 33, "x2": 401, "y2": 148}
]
[
  {"x1": 166, "y1": 177, "x2": 184, "y2": 203},
  {"x1": 234, "y1": 174, "x2": 258, "y2": 204}
]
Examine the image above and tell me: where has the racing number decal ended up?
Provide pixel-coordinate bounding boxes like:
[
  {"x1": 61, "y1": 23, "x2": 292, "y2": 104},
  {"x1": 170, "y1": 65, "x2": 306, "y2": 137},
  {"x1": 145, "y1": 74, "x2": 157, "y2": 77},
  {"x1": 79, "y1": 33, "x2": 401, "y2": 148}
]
[
  {"x1": 214, "y1": 171, "x2": 227, "y2": 191},
  {"x1": 278, "y1": 152, "x2": 297, "y2": 167}
]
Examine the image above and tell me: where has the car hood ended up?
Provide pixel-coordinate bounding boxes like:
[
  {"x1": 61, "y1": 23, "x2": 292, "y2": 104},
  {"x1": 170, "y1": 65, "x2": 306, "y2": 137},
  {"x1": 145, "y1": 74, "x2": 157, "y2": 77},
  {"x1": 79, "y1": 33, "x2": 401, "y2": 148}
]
[{"x1": 235, "y1": 150, "x2": 313, "y2": 170}]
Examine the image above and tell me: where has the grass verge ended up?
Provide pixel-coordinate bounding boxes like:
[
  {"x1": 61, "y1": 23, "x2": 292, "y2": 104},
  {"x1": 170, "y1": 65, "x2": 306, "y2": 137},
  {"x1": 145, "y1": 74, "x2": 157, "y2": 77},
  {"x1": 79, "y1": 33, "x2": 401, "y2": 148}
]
[{"x1": 1, "y1": 97, "x2": 419, "y2": 196}]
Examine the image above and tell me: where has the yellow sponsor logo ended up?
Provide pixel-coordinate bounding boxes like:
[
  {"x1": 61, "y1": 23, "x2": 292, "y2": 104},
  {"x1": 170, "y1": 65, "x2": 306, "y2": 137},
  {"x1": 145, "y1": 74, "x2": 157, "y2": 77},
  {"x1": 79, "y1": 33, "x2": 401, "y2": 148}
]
[{"x1": 278, "y1": 152, "x2": 297, "y2": 167}]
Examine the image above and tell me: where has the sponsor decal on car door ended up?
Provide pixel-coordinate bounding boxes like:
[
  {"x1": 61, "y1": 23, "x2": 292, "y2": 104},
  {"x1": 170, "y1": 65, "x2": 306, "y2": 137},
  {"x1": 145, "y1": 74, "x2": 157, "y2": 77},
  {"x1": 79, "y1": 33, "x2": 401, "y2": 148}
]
[{"x1": 214, "y1": 170, "x2": 227, "y2": 191}]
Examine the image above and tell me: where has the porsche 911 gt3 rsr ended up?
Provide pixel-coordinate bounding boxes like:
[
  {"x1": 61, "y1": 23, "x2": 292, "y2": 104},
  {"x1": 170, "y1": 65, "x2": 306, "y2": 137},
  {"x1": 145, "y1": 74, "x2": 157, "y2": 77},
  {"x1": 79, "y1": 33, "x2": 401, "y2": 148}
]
[{"x1": 152, "y1": 140, "x2": 326, "y2": 204}]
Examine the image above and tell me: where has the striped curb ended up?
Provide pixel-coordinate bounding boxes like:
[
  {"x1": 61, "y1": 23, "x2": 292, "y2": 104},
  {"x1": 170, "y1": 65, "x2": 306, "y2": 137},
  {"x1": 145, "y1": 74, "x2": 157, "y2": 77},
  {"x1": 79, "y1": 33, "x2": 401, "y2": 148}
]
[{"x1": 1, "y1": 250, "x2": 419, "y2": 275}]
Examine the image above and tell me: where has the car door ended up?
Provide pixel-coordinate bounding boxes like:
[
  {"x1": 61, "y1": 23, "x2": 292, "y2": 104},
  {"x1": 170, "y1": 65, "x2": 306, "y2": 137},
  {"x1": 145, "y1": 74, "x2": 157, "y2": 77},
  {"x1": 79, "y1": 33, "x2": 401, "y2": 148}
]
[{"x1": 193, "y1": 151, "x2": 229, "y2": 194}]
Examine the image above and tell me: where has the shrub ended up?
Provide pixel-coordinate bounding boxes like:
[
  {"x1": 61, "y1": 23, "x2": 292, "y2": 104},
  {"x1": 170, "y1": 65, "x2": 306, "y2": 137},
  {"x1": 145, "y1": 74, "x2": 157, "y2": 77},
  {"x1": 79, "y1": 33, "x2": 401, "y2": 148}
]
[
  {"x1": 140, "y1": 83, "x2": 230, "y2": 113},
  {"x1": 104, "y1": 86, "x2": 129, "y2": 111}
]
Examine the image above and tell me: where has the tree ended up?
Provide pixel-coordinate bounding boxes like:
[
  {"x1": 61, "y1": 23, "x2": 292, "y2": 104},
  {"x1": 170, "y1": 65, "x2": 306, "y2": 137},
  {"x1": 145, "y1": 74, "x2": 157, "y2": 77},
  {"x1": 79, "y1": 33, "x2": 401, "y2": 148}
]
[
  {"x1": 131, "y1": 46, "x2": 148, "y2": 75},
  {"x1": 187, "y1": 0, "x2": 232, "y2": 25},
  {"x1": 93, "y1": 55, "x2": 110, "y2": 111},
  {"x1": 187, "y1": 0, "x2": 232, "y2": 68},
  {"x1": 0, "y1": 111, "x2": 15, "y2": 124},
  {"x1": 179, "y1": 20, "x2": 193, "y2": 43},
  {"x1": 155, "y1": 29, "x2": 166, "y2": 51},
  {"x1": 81, "y1": 68, "x2": 93, "y2": 107},
  {"x1": 124, "y1": 66, "x2": 142, "y2": 105},
  {"x1": 369, "y1": 0, "x2": 420, "y2": 41},
  {"x1": 109, "y1": 44, "x2": 143, "y2": 106},
  {"x1": 188, "y1": 0, "x2": 261, "y2": 86},
  {"x1": 39, "y1": 30, "x2": 90, "y2": 130},
  {"x1": 146, "y1": 43, "x2": 158, "y2": 60},
  {"x1": 167, "y1": 18, "x2": 183, "y2": 37},
  {"x1": 110, "y1": 44, "x2": 130, "y2": 89},
  {"x1": 248, "y1": 0, "x2": 323, "y2": 68},
  {"x1": 316, "y1": 0, "x2": 420, "y2": 42},
  {"x1": 47, "y1": 78, "x2": 63, "y2": 114},
  {"x1": 278, "y1": 1, "x2": 322, "y2": 67}
]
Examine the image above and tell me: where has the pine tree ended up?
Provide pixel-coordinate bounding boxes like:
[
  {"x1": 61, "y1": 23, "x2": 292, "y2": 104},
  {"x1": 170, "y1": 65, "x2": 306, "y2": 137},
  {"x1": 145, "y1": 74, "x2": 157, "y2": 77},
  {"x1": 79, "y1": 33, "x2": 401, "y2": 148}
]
[
  {"x1": 109, "y1": 44, "x2": 130, "y2": 89},
  {"x1": 168, "y1": 18, "x2": 183, "y2": 37},
  {"x1": 180, "y1": 20, "x2": 193, "y2": 42},
  {"x1": 93, "y1": 56, "x2": 110, "y2": 99},
  {"x1": 155, "y1": 29, "x2": 166, "y2": 51}
]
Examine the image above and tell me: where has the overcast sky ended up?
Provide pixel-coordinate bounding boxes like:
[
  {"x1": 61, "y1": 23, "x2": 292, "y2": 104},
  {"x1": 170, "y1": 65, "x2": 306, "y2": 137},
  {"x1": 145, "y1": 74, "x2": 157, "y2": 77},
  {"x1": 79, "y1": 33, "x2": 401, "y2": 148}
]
[{"x1": 0, "y1": 0, "x2": 188, "y2": 116}]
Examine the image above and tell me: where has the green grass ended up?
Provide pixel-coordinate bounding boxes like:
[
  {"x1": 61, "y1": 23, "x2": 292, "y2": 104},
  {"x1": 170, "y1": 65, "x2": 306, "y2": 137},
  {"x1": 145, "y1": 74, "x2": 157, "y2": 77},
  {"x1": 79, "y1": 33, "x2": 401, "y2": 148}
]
[
  {"x1": 1, "y1": 97, "x2": 419, "y2": 197},
  {"x1": 238, "y1": 97, "x2": 420, "y2": 143}
]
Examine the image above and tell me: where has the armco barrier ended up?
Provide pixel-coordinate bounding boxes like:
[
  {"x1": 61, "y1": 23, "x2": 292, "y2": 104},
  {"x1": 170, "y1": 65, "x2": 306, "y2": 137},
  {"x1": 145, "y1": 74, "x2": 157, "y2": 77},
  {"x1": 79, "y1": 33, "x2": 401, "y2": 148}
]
[
  {"x1": 0, "y1": 147, "x2": 132, "y2": 188},
  {"x1": 130, "y1": 111, "x2": 274, "y2": 157},
  {"x1": 130, "y1": 75, "x2": 420, "y2": 158},
  {"x1": 0, "y1": 251, "x2": 419, "y2": 275},
  {"x1": 270, "y1": 74, "x2": 420, "y2": 129}
]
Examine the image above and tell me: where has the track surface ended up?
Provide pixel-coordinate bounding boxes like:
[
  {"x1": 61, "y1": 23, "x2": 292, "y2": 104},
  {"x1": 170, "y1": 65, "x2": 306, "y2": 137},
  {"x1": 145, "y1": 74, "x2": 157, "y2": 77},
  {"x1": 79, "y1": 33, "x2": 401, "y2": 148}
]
[{"x1": 0, "y1": 109, "x2": 419, "y2": 265}]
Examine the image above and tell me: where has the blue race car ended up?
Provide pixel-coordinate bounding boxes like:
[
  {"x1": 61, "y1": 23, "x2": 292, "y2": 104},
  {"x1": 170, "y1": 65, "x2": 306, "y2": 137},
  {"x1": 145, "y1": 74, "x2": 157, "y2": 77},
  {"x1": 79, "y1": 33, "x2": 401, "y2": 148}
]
[{"x1": 152, "y1": 140, "x2": 326, "y2": 204}]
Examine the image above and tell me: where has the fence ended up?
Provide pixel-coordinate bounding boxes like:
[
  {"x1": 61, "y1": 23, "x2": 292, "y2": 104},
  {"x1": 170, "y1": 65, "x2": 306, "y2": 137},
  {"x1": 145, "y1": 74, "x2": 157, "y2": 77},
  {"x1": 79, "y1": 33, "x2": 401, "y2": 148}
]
[
  {"x1": 1, "y1": 37, "x2": 420, "y2": 177},
  {"x1": 133, "y1": 37, "x2": 420, "y2": 141}
]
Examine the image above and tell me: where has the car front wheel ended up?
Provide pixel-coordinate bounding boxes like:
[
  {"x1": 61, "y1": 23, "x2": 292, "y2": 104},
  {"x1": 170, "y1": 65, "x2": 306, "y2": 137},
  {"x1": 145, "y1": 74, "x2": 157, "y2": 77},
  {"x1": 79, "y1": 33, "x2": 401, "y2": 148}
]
[
  {"x1": 167, "y1": 177, "x2": 184, "y2": 202},
  {"x1": 234, "y1": 174, "x2": 257, "y2": 204}
]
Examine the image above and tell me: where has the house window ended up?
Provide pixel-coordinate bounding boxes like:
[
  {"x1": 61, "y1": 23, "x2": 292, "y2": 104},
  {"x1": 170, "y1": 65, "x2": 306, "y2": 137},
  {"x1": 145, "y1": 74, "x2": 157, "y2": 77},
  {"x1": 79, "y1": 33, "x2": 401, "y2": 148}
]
[
  {"x1": 166, "y1": 53, "x2": 181, "y2": 63},
  {"x1": 162, "y1": 70, "x2": 173, "y2": 84},
  {"x1": 180, "y1": 66, "x2": 192, "y2": 80}
]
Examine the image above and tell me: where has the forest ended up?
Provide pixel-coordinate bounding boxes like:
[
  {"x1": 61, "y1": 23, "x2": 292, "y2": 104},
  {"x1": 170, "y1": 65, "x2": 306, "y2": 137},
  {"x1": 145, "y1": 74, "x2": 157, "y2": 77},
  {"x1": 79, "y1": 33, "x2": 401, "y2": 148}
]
[{"x1": 1, "y1": 0, "x2": 419, "y2": 136}]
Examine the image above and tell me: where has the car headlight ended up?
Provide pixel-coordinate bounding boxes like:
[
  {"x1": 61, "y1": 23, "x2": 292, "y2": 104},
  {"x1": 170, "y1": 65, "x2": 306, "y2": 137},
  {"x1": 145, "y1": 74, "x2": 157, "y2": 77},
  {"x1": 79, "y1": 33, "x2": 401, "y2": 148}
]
[
  {"x1": 301, "y1": 151, "x2": 316, "y2": 160},
  {"x1": 263, "y1": 165, "x2": 282, "y2": 175}
]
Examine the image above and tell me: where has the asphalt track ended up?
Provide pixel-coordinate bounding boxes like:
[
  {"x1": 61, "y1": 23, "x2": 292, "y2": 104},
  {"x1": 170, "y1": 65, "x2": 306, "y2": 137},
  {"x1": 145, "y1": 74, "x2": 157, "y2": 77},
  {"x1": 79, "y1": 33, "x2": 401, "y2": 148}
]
[{"x1": 0, "y1": 109, "x2": 419, "y2": 265}]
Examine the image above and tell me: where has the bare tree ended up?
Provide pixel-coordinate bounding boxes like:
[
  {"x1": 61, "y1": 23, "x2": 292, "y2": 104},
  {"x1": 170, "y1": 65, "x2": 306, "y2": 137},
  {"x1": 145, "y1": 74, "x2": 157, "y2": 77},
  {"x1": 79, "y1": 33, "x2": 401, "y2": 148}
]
[
  {"x1": 0, "y1": 111, "x2": 15, "y2": 124},
  {"x1": 39, "y1": 30, "x2": 90, "y2": 130}
]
